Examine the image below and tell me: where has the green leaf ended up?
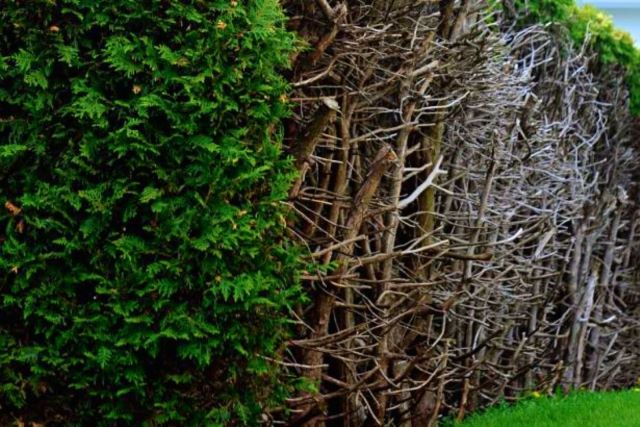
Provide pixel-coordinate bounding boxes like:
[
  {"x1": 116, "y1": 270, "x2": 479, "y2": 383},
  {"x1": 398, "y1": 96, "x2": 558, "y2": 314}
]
[
  {"x1": 140, "y1": 186, "x2": 163, "y2": 203},
  {"x1": 0, "y1": 144, "x2": 28, "y2": 158}
]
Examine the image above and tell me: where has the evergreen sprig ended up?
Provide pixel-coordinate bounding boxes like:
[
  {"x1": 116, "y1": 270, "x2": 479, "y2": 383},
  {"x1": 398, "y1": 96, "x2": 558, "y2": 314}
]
[{"x1": 0, "y1": 0, "x2": 301, "y2": 424}]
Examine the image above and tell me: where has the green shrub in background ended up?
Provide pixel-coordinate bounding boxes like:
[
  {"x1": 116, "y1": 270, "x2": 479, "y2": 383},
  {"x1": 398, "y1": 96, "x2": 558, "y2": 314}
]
[
  {"x1": 0, "y1": 0, "x2": 301, "y2": 424},
  {"x1": 507, "y1": 0, "x2": 640, "y2": 115}
]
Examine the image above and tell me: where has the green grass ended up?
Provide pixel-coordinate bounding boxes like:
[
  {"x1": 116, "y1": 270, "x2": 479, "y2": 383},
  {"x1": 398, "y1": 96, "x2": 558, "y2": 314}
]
[{"x1": 453, "y1": 390, "x2": 640, "y2": 427}]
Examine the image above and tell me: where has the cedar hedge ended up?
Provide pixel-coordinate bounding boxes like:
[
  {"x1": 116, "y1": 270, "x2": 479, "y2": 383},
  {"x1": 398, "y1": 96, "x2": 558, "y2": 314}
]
[{"x1": 0, "y1": 0, "x2": 301, "y2": 424}]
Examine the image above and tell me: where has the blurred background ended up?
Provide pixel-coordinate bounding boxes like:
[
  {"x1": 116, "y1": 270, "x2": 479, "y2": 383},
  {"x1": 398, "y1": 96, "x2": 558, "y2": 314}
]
[{"x1": 578, "y1": 0, "x2": 640, "y2": 44}]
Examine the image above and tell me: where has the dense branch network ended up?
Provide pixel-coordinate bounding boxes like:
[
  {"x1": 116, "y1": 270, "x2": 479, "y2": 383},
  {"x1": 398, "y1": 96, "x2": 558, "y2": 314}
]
[{"x1": 280, "y1": 1, "x2": 640, "y2": 425}]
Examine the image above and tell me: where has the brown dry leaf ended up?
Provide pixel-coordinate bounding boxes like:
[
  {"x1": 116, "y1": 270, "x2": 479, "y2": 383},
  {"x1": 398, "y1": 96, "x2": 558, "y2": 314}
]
[
  {"x1": 442, "y1": 295, "x2": 457, "y2": 312},
  {"x1": 5, "y1": 201, "x2": 22, "y2": 216}
]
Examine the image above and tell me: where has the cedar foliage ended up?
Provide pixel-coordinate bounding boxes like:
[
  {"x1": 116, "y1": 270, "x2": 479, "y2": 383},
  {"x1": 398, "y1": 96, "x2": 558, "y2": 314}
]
[{"x1": 0, "y1": 0, "x2": 300, "y2": 424}]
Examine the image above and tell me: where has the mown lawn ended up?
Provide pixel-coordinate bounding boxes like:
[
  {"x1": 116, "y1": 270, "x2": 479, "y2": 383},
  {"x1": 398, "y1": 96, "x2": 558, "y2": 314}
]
[{"x1": 453, "y1": 390, "x2": 640, "y2": 427}]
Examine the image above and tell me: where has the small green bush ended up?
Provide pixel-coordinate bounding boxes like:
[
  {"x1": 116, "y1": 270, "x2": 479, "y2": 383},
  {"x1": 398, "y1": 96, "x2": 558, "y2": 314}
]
[{"x1": 0, "y1": 0, "x2": 301, "y2": 424}]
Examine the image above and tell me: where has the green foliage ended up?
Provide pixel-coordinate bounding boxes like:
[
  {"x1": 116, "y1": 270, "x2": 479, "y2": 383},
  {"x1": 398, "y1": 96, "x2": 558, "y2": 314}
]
[
  {"x1": 508, "y1": 0, "x2": 640, "y2": 115},
  {"x1": 512, "y1": 0, "x2": 574, "y2": 23},
  {"x1": 0, "y1": 0, "x2": 301, "y2": 424}
]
